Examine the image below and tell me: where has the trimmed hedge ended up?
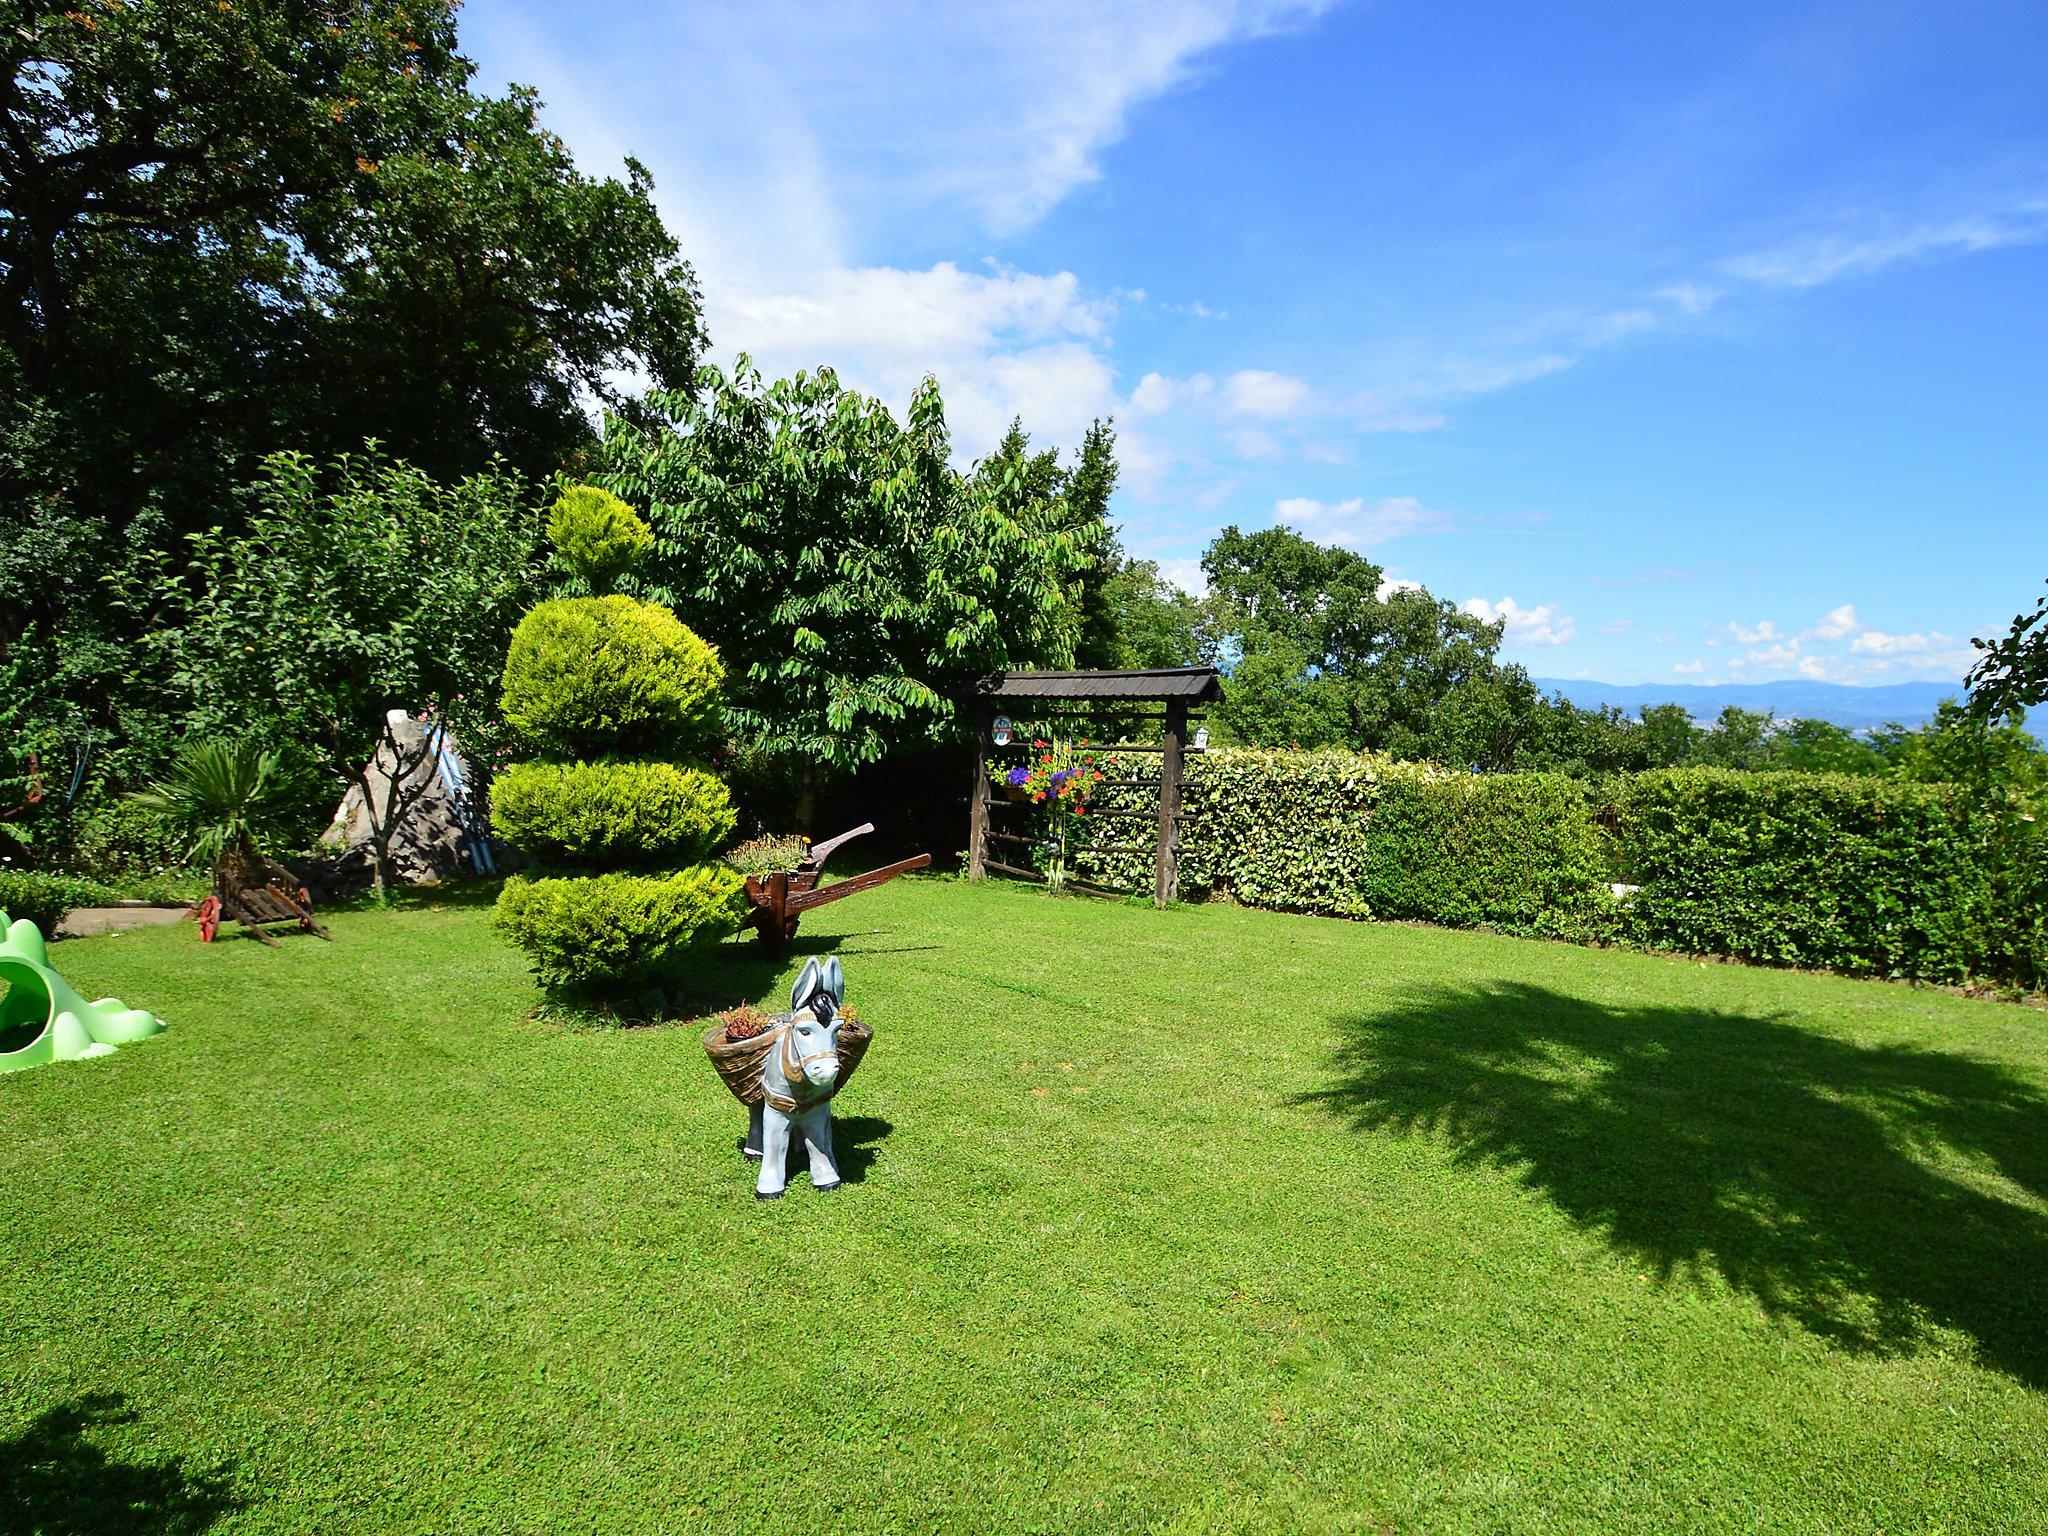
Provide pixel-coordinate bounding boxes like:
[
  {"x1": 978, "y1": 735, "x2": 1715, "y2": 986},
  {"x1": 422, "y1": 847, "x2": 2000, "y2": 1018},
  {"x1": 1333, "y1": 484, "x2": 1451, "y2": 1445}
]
[
  {"x1": 490, "y1": 760, "x2": 735, "y2": 868},
  {"x1": 0, "y1": 871, "x2": 122, "y2": 934},
  {"x1": 1072, "y1": 749, "x2": 1610, "y2": 935},
  {"x1": 500, "y1": 596, "x2": 722, "y2": 761},
  {"x1": 1361, "y1": 770, "x2": 1609, "y2": 937},
  {"x1": 495, "y1": 868, "x2": 747, "y2": 989},
  {"x1": 1057, "y1": 747, "x2": 2035, "y2": 984},
  {"x1": 1612, "y1": 768, "x2": 2000, "y2": 982}
]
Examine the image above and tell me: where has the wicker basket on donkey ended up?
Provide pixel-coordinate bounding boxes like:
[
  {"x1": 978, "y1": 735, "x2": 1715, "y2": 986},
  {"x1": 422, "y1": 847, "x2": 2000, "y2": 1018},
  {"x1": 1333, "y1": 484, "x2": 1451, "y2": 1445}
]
[{"x1": 702, "y1": 1015, "x2": 872, "y2": 1107}]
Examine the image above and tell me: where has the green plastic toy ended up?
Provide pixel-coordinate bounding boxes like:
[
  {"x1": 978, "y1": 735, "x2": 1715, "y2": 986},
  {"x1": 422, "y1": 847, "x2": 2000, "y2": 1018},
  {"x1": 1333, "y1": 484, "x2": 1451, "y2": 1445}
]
[{"x1": 0, "y1": 910, "x2": 166, "y2": 1072}]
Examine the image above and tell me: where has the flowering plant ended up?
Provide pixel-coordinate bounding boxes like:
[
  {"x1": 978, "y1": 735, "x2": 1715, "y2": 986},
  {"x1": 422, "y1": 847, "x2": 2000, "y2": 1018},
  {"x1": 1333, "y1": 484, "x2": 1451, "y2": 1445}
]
[{"x1": 999, "y1": 738, "x2": 1102, "y2": 817}]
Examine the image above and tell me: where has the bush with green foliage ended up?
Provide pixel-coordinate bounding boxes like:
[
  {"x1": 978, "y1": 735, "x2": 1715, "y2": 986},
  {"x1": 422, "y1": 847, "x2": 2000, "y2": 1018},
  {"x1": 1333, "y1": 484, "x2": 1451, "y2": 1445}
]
[
  {"x1": 494, "y1": 867, "x2": 744, "y2": 990},
  {"x1": 1058, "y1": 745, "x2": 2036, "y2": 983},
  {"x1": 489, "y1": 760, "x2": 734, "y2": 868},
  {"x1": 1071, "y1": 748, "x2": 1611, "y2": 934},
  {"x1": 492, "y1": 508, "x2": 743, "y2": 992},
  {"x1": 1359, "y1": 771, "x2": 1611, "y2": 936},
  {"x1": 548, "y1": 485, "x2": 655, "y2": 596},
  {"x1": 1611, "y1": 768, "x2": 2002, "y2": 982},
  {"x1": 501, "y1": 596, "x2": 722, "y2": 762},
  {"x1": 0, "y1": 870, "x2": 122, "y2": 933}
]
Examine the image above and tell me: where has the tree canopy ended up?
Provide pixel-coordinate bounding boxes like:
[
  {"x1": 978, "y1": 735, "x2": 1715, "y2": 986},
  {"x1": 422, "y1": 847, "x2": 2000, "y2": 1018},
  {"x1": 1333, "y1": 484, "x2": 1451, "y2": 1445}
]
[
  {"x1": 0, "y1": 0, "x2": 702, "y2": 636},
  {"x1": 593, "y1": 360, "x2": 1104, "y2": 819}
]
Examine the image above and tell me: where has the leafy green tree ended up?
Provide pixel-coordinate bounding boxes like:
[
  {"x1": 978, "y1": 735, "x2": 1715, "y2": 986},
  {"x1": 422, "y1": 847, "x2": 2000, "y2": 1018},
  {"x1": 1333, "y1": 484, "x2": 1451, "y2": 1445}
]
[
  {"x1": 1877, "y1": 701, "x2": 2048, "y2": 813},
  {"x1": 1099, "y1": 558, "x2": 1204, "y2": 669},
  {"x1": 0, "y1": 0, "x2": 701, "y2": 807},
  {"x1": 1763, "y1": 718, "x2": 1886, "y2": 775},
  {"x1": 1969, "y1": 579, "x2": 2047, "y2": 722},
  {"x1": 1696, "y1": 706, "x2": 1775, "y2": 769},
  {"x1": 1197, "y1": 525, "x2": 1527, "y2": 765},
  {"x1": 144, "y1": 450, "x2": 542, "y2": 898},
  {"x1": 593, "y1": 360, "x2": 1098, "y2": 826}
]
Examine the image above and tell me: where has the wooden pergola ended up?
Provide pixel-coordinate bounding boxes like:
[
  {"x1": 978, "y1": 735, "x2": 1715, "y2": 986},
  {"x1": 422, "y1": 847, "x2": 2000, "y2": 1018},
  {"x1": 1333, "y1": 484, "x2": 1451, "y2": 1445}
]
[{"x1": 961, "y1": 667, "x2": 1223, "y2": 908}]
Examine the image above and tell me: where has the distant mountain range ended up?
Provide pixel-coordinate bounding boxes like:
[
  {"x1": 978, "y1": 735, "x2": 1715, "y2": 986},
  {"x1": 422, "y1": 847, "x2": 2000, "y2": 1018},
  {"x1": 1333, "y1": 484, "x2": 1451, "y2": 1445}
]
[{"x1": 1529, "y1": 678, "x2": 1963, "y2": 731}]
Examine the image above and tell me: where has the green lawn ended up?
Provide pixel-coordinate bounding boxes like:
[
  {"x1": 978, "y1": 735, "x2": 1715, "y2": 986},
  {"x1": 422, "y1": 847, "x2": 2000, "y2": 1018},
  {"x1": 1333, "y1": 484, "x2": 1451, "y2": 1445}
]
[{"x1": 3, "y1": 878, "x2": 2045, "y2": 1534}]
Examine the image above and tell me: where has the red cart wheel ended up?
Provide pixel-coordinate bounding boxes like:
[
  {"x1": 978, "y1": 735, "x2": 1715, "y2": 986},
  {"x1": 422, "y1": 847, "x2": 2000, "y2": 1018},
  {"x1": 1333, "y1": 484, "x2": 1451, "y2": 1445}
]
[{"x1": 196, "y1": 896, "x2": 220, "y2": 943}]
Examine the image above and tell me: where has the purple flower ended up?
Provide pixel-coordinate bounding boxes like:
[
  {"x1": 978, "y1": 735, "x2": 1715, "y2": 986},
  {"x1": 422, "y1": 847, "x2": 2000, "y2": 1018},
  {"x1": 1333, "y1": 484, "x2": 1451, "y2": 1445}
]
[{"x1": 1005, "y1": 766, "x2": 1030, "y2": 787}]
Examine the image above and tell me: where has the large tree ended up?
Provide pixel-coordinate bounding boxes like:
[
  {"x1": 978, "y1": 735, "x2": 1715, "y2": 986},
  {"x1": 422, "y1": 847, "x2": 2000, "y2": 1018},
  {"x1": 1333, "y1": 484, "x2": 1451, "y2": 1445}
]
[
  {"x1": 0, "y1": 0, "x2": 702, "y2": 634},
  {"x1": 594, "y1": 360, "x2": 1102, "y2": 826},
  {"x1": 1197, "y1": 524, "x2": 1529, "y2": 765}
]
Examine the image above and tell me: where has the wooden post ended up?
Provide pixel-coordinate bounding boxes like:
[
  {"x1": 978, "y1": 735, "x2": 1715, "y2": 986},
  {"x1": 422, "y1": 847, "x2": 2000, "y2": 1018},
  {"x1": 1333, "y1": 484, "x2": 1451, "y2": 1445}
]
[
  {"x1": 968, "y1": 703, "x2": 992, "y2": 882},
  {"x1": 1155, "y1": 700, "x2": 1186, "y2": 908}
]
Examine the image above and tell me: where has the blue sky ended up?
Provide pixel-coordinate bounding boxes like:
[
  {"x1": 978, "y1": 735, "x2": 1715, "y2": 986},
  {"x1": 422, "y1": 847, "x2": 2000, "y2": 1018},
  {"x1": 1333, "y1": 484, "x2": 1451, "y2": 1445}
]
[{"x1": 463, "y1": 0, "x2": 2048, "y2": 687}]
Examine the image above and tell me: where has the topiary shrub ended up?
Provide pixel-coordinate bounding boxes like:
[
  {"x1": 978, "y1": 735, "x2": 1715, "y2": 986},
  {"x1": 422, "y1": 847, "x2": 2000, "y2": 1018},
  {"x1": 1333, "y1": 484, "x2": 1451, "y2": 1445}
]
[
  {"x1": 492, "y1": 505, "x2": 745, "y2": 995},
  {"x1": 548, "y1": 484, "x2": 654, "y2": 596},
  {"x1": 490, "y1": 760, "x2": 735, "y2": 868},
  {"x1": 500, "y1": 595, "x2": 722, "y2": 760},
  {"x1": 495, "y1": 867, "x2": 745, "y2": 989}
]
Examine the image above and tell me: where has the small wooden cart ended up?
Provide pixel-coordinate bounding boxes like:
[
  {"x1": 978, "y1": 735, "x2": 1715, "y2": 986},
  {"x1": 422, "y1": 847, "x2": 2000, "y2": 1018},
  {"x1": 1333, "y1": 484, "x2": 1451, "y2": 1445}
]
[
  {"x1": 192, "y1": 849, "x2": 332, "y2": 946},
  {"x1": 741, "y1": 823, "x2": 929, "y2": 959}
]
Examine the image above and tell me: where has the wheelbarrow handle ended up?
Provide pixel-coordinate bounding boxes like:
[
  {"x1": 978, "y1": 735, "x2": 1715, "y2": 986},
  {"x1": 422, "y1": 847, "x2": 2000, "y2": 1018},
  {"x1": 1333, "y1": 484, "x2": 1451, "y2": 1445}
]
[{"x1": 805, "y1": 822, "x2": 876, "y2": 867}]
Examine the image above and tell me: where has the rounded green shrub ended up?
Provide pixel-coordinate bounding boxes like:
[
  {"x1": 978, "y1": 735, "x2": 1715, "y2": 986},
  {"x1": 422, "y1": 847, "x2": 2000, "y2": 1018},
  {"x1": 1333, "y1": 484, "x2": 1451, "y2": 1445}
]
[
  {"x1": 490, "y1": 760, "x2": 735, "y2": 867},
  {"x1": 495, "y1": 866, "x2": 746, "y2": 988},
  {"x1": 549, "y1": 484, "x2": 654, "y2": 595},
  {"x1": 0, "y1": 871, "x2": 122, "y2": 934},
  {"x1": 500, "y1": 595, "x2": 722, "y2": 760}
]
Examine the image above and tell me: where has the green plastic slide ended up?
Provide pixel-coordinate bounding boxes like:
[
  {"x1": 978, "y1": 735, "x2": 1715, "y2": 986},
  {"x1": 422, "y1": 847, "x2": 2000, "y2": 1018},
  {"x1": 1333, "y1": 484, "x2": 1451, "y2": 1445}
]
[{"x1": 0, "y1": 910, "x2": 166, "y2": 1073}]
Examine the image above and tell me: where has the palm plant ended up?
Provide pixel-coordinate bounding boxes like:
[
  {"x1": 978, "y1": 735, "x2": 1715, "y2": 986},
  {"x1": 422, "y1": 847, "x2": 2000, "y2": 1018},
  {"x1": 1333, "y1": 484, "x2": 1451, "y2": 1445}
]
[{"x1": 126, "y1": 740, "x2": 291, "y2": 868}]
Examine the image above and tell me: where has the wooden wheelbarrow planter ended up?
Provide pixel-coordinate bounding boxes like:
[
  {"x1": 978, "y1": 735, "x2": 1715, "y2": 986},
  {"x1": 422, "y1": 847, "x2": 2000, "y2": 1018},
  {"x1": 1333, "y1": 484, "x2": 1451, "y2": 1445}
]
[
  {"x1": 741, "y1": 822, "x2": 930, "y2": 959},
  {"x1": 191, "y1": 851, "x2": 333, "y2": 946}
]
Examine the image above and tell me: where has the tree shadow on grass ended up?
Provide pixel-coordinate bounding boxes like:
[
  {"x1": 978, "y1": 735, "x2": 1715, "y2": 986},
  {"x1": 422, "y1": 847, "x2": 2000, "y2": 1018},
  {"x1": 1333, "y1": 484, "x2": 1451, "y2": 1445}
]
[
  {"x1": 0, "y1": 1394, "x2": 239, "y2": 1535},
  {"x1": 1299, "y1": 983, "x2": 2048, "y2": 1389}
]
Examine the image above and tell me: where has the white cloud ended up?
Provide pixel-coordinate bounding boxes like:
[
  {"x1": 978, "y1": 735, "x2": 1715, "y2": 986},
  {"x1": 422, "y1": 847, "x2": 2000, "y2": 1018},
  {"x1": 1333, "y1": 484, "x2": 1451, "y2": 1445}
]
[
  {"x1": 1722, "y1": 203, "x2": 2048, "y2": 291},
  {"x1": 1224, "y1": 369, "x2": 1316, "y2": 419},
  {"x1": 1154, "y1": 557, "x2": 1209, "y2": 597},
  {"x1": 1460, "y1": 596, "x2": 1577, "y2": 647},
  {"x1": 1850, "y1": 628, "x2": 1955, "y2": 656},
  {"x1": 1653, "y1": 633, "x2": 1678, "y2": 646},
  {"x1": 1376, "y1": 577, "x2": 1425, "y2": 600},
  {"x1": 465, "y1": 0, "x2": 1338, "y2": 467},
  {"x1": 1596, "y1": 619, "x2": 1633, "y2": 636},
  {"x1": 1129, "y1": 370, "x2": 1214, "y2": 417},
  {"x1": 1814, "y1": 603, "x2": 1860, "y2": 640},
  {"x1": 1274, "y1": 494, "x2": 1455, "y2": 547},
  {"x1": 1722, "y1": 620, "x2": 1780, "y2": 645},
  {"x1": 1673, "y1": 660, "x2": 1704, "y2": 674}
]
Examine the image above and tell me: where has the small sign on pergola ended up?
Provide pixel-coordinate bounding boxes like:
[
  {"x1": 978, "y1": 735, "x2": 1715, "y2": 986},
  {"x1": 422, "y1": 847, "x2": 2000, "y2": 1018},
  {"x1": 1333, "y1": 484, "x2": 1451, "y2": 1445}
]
[{"x1": 960, "y1": 667, "x2": 1224, "y2": 908}]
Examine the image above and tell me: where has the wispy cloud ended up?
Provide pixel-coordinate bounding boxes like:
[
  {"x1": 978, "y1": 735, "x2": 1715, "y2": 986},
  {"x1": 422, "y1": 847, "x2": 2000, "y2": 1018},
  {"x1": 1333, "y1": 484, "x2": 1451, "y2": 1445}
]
[
  {"x1": 1274, "y1": 494, "x2": 1456, "y2": 547},
  {"x1": 1722, "y1": 202, "x2": 2048, "y2": 290}
]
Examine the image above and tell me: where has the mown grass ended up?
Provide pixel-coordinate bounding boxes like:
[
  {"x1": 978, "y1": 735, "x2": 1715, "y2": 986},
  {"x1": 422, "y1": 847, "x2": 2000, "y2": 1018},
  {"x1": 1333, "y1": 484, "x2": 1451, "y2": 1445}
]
[{"x1": 3, "y1": 877, "x2": 2045, "y2": 1534}]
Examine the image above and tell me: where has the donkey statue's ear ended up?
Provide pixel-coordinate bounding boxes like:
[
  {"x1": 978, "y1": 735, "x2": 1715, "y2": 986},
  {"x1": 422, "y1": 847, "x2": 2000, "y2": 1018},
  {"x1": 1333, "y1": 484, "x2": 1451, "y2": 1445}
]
[
  {"x1": 791, "y1": 958, "x2": 824, "y2": 1017},
  {"x1": 821, "y1": 957, "x2": 844, "y2": 1008}
]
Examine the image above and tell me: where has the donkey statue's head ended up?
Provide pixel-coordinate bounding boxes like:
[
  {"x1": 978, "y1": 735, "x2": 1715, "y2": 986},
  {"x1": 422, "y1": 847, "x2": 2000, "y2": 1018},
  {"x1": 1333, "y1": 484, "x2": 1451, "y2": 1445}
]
[{"x1": 783, "y1": 956, "x2": 845, "y2": 1093}]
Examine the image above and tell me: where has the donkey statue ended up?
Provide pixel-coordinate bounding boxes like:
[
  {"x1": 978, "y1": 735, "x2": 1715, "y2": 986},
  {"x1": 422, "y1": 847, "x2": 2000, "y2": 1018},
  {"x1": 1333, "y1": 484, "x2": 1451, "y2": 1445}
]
[{"x1": 745, "y1": 957, "x2": 848, "y2": 1199}]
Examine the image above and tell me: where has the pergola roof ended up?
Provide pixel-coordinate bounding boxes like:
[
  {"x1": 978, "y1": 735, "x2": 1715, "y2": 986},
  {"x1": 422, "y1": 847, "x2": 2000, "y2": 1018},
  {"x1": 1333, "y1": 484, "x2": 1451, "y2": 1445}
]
[{"x1": 960, "y1": 666, "x2": 1223, "y2": 703}]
